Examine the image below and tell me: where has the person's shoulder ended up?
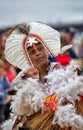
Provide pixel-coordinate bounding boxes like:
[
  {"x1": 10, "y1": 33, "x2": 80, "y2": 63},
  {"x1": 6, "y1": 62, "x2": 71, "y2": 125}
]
[
  {"x1": 2, "y1": 77, "x2": 8, "y2": 81},
  {"x1": 0, "y1": 76, "x2": 4, "y2": 81},
  {"x1": 2, "y1": 77, "x2": 10, "y2": 87}
]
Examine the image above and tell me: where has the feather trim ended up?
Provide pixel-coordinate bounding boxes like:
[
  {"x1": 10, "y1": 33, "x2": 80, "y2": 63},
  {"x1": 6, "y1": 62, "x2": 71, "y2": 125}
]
[
  {"x1": 11, "y1": 78, "x2": 47, "y2": 116},
  {"x1": 1, "y1": 114, "x2": 17, "y2": 130},
  {"x1": 3, "y1": 62, "x2": 83, "y2": 130},
  {"x1": 52, "y1": 104, "x2": 83, "y2": 130}
]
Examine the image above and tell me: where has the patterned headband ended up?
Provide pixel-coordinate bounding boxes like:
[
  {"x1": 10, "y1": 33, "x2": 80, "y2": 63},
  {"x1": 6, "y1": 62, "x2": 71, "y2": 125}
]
[{"x1": 23, "y1": 33, "x2": 54, "y2": 57}]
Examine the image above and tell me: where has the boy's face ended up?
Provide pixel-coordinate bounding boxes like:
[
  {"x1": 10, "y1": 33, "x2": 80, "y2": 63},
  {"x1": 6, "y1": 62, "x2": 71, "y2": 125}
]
[{"x1": 27, "y1": 42, "x2": 48, "y2": 68}]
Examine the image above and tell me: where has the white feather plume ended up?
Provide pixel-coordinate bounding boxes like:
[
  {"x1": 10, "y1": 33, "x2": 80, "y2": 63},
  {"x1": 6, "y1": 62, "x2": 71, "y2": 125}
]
[
  {"x1": 60, "y1": 44, "x2": 72, "y2": 54},
  {"x1": 52, "y1": 104, "x2": 83, "y2": 130},
  {"x1": 3, "y1": 62, "x2": 83, "y2": 130},
  {"x1": 11, "y1": 78, "x2": 47, "y2": 116}
]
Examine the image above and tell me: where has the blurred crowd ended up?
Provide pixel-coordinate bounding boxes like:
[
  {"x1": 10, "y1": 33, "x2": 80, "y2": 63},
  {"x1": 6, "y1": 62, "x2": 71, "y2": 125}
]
[
  {"x1": 49, "y1": 27, "x2": 83, "y2": 70},
  {"x1": 0, "y1": 28, "x2": 17, "y2": 125},
  {"x1": 0, "y1": 25, "x2": 83, "y2": 126}
]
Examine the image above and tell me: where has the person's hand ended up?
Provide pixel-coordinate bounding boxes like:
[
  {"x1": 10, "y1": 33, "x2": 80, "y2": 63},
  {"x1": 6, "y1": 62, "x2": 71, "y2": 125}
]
[
  {"x1": 5, "y1": 95, "x2": 12, "y2": 103},
  {"x1": 25, "y1": 67, "x2": 39, "y2": 78}
]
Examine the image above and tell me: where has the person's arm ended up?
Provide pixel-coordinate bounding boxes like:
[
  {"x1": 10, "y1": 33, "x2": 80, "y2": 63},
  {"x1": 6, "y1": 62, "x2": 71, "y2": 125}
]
[{"x1": 3, "y1": 77, "x2": 11, "y2": 90}]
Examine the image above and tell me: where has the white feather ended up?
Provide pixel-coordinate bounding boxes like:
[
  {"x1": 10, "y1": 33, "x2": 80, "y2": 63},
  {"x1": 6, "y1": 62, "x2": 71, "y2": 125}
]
[{"x1": 9, "y1": 63, "x2": 83, "y2": 129}]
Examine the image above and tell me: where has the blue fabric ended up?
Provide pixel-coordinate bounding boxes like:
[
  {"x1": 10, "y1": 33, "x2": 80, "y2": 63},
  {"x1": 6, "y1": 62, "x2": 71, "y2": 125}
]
[
  {"x1": 48, "y1": 55, "x2": 56, "y2": 62},
  {"x1": 68, "y1": 49, "x2": 78, "y2": 59},
  {"x1": 0, "y1": 76, "x2": 10, "y2": 105}
]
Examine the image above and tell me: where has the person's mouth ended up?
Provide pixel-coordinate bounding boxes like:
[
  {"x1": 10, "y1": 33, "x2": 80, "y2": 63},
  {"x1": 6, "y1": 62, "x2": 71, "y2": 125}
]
[{"x1": 37, "y1": 57, "x2": 44, "y2": 62}]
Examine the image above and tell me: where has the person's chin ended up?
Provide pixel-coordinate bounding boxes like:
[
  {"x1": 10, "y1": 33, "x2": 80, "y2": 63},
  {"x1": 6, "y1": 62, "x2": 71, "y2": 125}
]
[{"x1": 38, "y1": 60, "x2": 47, "y2": 66}]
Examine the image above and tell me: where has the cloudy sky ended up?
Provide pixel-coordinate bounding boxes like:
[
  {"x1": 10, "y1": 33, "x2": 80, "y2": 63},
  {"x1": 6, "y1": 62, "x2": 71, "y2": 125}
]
[{"x1": 0, "y1": 0, "x2": 83, "y2": 27}]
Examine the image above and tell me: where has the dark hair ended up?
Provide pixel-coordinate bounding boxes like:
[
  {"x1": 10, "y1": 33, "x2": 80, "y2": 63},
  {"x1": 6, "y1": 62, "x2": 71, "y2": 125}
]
[
  {"x1": 11, "y1": 23, "x2": 29, "y2": 35},
  {"x1": 65, "y1": 27, "x2": 76, "y2": 35}
]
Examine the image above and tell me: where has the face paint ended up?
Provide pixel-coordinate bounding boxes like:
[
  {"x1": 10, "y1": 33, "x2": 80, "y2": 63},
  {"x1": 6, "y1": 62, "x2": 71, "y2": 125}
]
[
  {"x1": 26, "y1": 37, "x2": 39, "y2": 49},
  {"x1": 32, "y1": 43, "x2": 38, "y2": 51},
  {"x1": 23, "y1": 34, "x2": 44, "y2": 51},
  {"x1": 22, "y1": 34, "x2": 45, "y2": 67}
]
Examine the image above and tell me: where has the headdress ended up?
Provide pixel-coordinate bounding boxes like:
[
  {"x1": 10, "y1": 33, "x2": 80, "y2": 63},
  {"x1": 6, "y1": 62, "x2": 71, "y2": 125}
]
[{"x1": 5, "y1": 22, "x2": 72, "y2": 81}]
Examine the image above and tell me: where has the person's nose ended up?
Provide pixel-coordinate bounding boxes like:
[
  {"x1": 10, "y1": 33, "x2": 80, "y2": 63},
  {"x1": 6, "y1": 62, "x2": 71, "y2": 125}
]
[{"x1": 36, "y1": 50, "x2": 41, "y2": 56}]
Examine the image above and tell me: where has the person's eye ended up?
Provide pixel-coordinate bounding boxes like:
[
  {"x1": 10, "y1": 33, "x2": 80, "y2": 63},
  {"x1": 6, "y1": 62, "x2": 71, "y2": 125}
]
[
  {"x1": 38, "y1": 47, "x2": 43, "y2": 51},
  {"x1": 29, "y1": 50, "x2": 36, "y2": 55}
]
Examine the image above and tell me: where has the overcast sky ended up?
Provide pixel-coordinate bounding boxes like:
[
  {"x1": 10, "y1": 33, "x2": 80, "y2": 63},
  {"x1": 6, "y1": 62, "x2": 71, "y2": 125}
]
[{"x1": 0, "y1": 0, "x2": 83, "y2": 27}]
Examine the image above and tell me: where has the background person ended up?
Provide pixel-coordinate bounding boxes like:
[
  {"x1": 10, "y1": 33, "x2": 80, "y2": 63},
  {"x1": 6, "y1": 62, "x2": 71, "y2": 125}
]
[{"x1": 0, "y1": 59, "x2": 11, "y2": 124}]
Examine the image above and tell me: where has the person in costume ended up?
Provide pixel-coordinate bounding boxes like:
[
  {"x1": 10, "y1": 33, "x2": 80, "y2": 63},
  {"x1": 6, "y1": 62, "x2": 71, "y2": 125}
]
[{"x1": 2, "y1": 22, "x2": 83, "y2": 130}]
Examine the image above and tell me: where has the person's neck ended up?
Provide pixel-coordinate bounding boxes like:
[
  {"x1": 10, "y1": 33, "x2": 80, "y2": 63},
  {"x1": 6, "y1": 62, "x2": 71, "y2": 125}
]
[
  {"x1": 39, "y1": 62, "x2": 50, "y2": 75},
  {"x1": 38, "y1": 62, "x2": 50, "y2": 83}
]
